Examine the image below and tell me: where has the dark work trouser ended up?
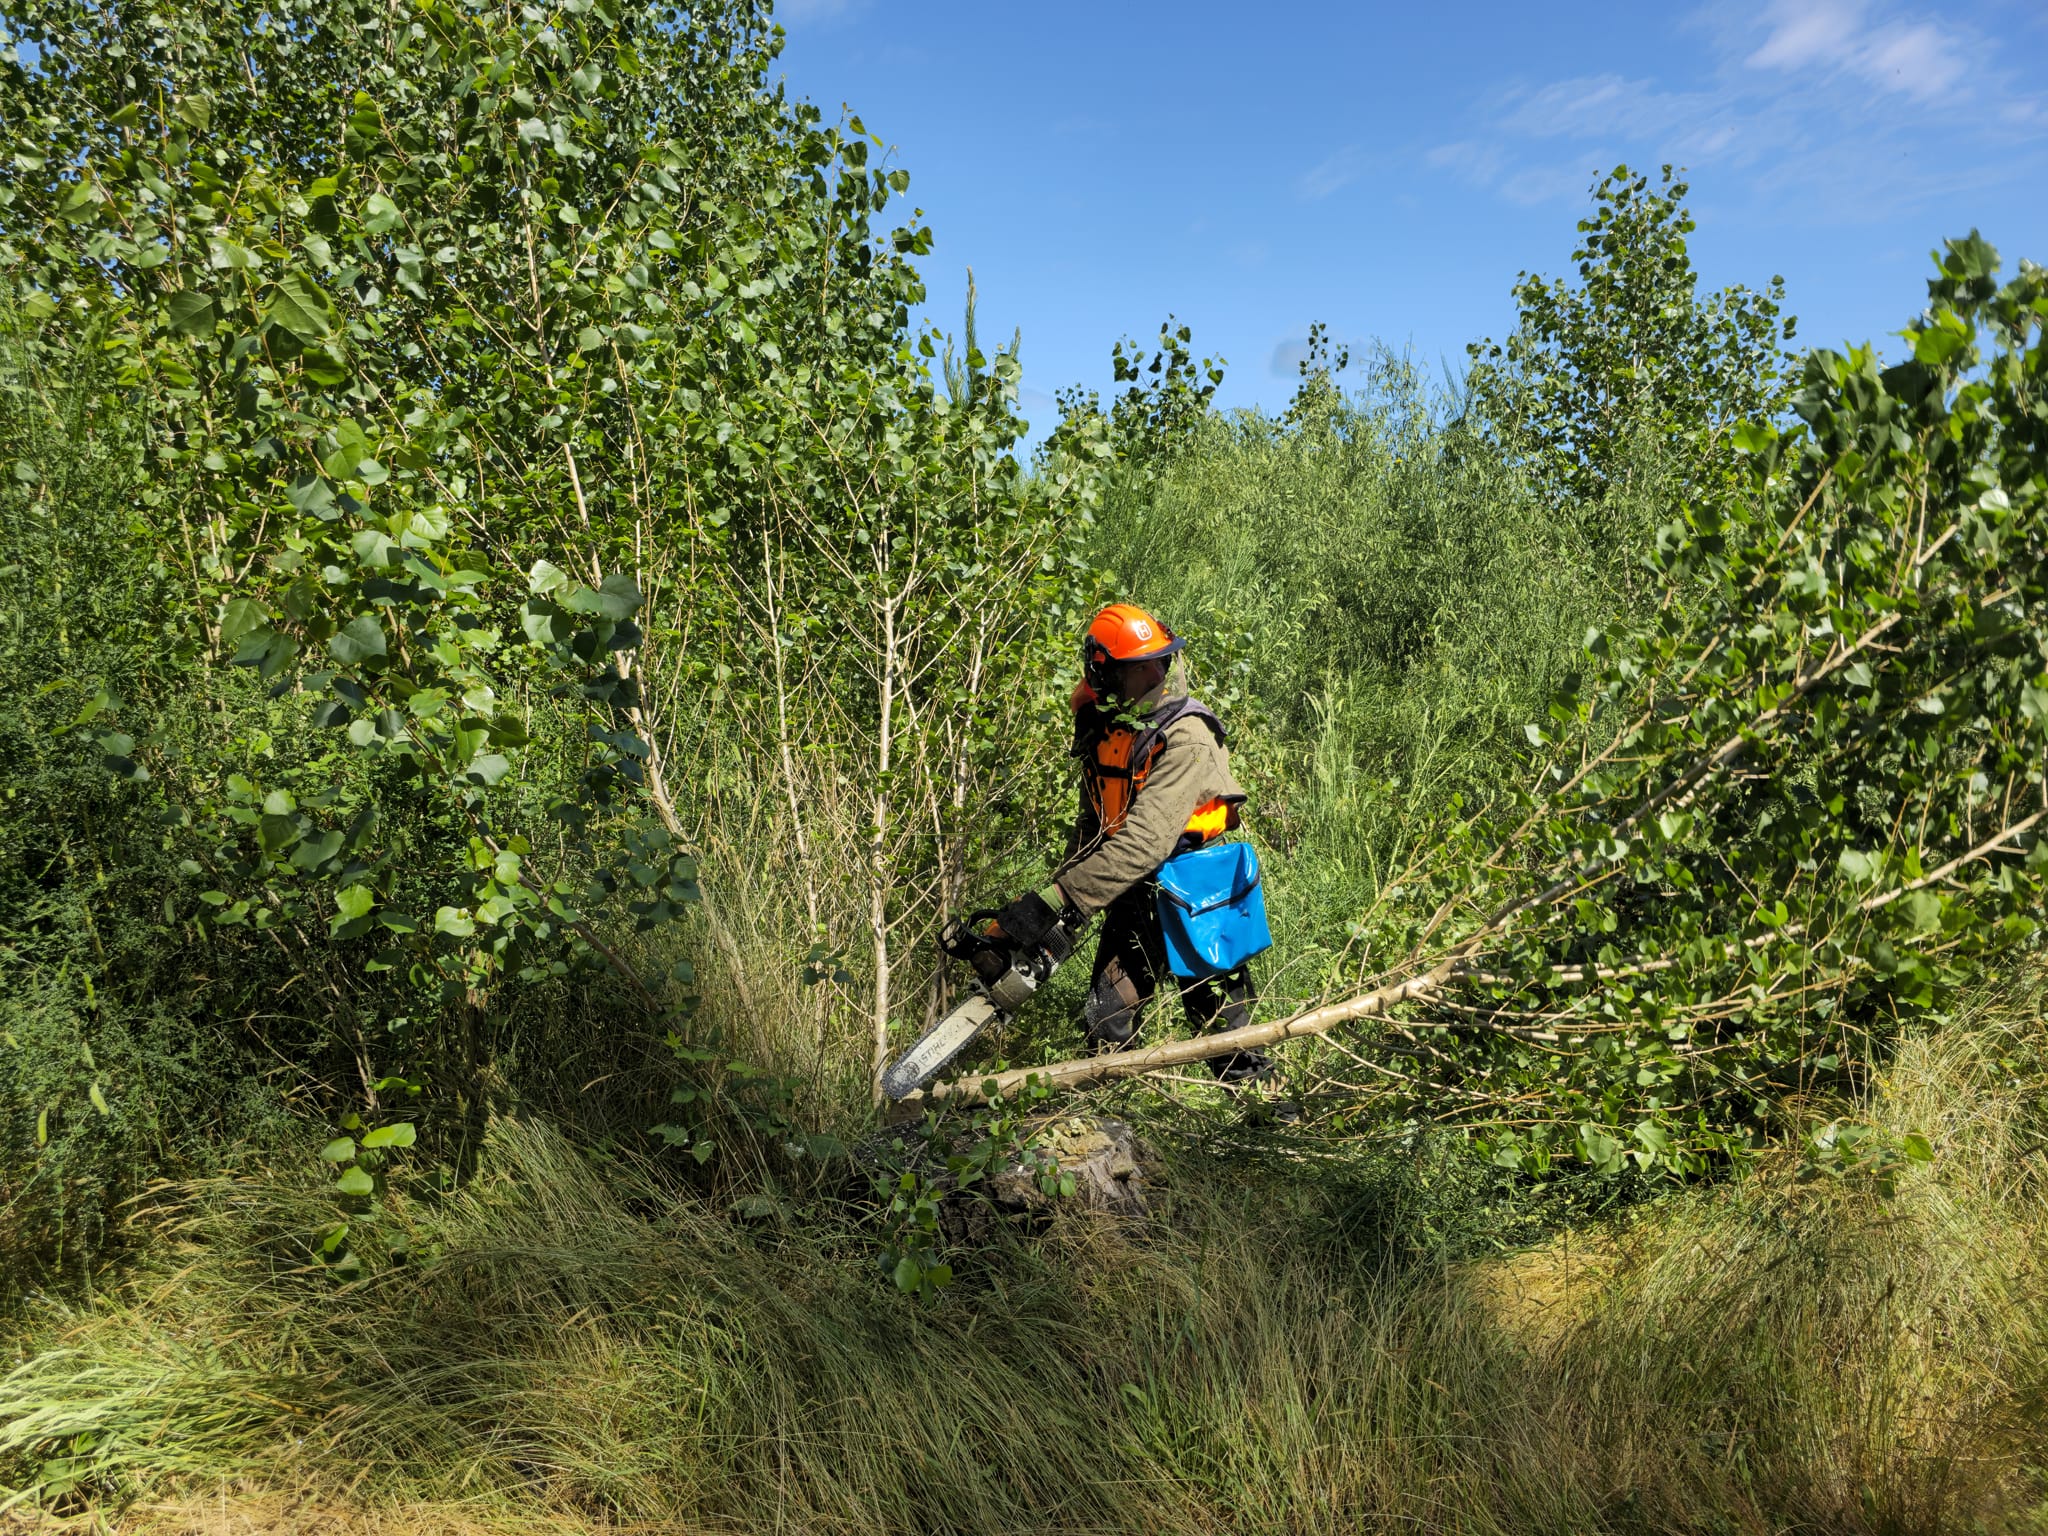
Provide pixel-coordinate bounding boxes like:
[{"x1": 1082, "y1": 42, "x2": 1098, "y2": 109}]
[{"x1": 1084, "y1": 879, "x2": 1262, "y2": 1079}]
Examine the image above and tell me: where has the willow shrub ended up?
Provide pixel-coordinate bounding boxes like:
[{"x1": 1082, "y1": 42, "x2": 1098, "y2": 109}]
[
  {"x1": 1054, "y1": 242, "x2": 2048, "y2": 1182},
  {"x1": 0, "y1": 0, "x2": 1099, "y2": 1241}
]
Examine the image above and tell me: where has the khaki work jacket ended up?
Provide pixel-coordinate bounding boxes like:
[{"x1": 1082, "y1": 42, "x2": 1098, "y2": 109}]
[{"x1": 1054, "y1": 677, "x2": 1246, "y2": 917}]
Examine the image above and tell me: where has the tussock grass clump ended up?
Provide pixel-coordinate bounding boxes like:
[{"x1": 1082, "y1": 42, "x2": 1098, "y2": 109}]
[
  {"x1": 1477, "y1": 1009, "x2": 2048, "y2": 1532},
  {"x1": 4, "y1": 983, "x2": 2044, "y2": 1534}
]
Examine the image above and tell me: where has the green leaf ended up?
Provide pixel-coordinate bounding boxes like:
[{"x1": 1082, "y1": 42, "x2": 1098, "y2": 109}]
[
  {"x1": 335, "y1": 1165, "x2": 375, "y2": 1196},
  {"x1": 219, "y1": 597, "x2": 269, "y2": 645},
  {"x1": 351, "y1": 528, "x2": 395, "y2": 568},
  {"x1": 528, "y1": 559, "x2": 569, "y2": 595},
  {"x1": 264, "y1": 272, "x2": 340, "y2": 341},
  {"x1": 329, "y1": 615, "x2": 387, "y2": 665},
  {"x1": 521, "y1": 601, "x2": 570, "y2": 645},
  {"x1": 1902, "y1": 1132, "x2": 1934, "y2": 1164},
  {"x1": 1837, "y1": 848, "x2": 1878, "y2": 883},
  {"x1": 362, "y1": 192, "x2": 401, "y2": 234},
  {"x1": 360, "y1": 1121, "x2": 416, "y2": 1149},
  {"x1": 465, "y1": 752, "x2": 512, "y2": 786},
  {"x1": 563, "y1": 572, "x2": 641, "y2": 621},
  {"x1": 259, "y1": 812, "x2": 303, "y2": 852},
  {"x1": 207, "y1": 236, "x2": 258, "y2": 270},
  {"x1": 335, "y1": 885, "x2": 375, "y2": 922},
  {"x1": 166, "y1": 288, "x2": 220, "y2": 337},
  {"x1": 1576, "y1": 1123, "x2": 1624, "y2": 1174},
  {"x1": 434, "y1": 907, "x2": 476, "y2": 938},
  {"x1": 319, "y1": 1136, "x2": 357, "y2": 1163},
  {"x1": 1731, "y1": 421, "x2": 1776, "y2": 454},
  {"x1": 1897, "y1": 889, "x2": 1940, "y2": 932},
  {"x1": 1911, "y1": 322, "x2": 1967, "y2": 366}
]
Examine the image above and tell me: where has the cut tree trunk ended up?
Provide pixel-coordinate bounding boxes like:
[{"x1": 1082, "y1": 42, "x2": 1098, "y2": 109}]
[{"x1": 897, "y1": 961, "x2": 1463, "y2": 1110}]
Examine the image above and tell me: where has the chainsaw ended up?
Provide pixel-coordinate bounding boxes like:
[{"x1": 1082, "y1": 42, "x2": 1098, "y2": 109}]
[{"x1": 878, "y1": 906, "x2": 1078, "y2": 1101}]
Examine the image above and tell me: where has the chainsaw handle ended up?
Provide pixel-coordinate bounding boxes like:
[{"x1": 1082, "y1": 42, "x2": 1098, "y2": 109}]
[{"x1": 938, "y1": 909, "x2": 1010, "y2": 965}]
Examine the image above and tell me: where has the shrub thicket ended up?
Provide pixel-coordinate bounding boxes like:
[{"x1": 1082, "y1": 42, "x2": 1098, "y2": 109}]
[{"x1": 1, "y1": 0, "x2": 2045, "y2": 1523}]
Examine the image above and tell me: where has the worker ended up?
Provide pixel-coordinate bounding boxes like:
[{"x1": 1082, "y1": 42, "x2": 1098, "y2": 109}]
[{"x1": 990, "y1": 603, "x2": 1272, "y2": 1083}]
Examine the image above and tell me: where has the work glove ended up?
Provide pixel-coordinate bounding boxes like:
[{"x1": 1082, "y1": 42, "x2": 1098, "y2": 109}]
[{"x1": 991, "y1": 886, "x2": 1070, "y2": 950}]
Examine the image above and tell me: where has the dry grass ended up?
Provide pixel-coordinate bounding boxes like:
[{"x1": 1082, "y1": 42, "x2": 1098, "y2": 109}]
[
  {"x1": 1459, "y1": 1225, "x2": 1620, "y2": 1351},
  {"x1": 6, "y1": 1496, "x2": 623, "y2": 1534},
  {"x1": 3, "y1": 988, "x2": 2044, "y2": 1534}
]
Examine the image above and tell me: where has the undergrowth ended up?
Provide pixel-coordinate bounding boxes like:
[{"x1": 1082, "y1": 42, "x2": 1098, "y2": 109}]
[{"x1": 4, "y1": 974, "x2": 2043, "y2": 1534}]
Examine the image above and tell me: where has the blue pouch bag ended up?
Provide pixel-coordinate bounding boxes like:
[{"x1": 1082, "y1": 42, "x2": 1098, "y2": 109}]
[{"x1": 1154, "y1": 841, "x2": 1273, "y2": 980}]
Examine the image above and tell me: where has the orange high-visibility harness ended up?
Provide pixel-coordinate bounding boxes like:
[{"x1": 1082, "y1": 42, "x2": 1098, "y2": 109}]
[{"x1": 1077, "y1": 693, "x2": 1239, "y2": 846}]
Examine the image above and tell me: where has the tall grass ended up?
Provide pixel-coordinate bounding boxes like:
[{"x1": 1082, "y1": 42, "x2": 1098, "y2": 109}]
[{"x1": 5, "y1": 972, "x2": 2042, "y2": 1533}]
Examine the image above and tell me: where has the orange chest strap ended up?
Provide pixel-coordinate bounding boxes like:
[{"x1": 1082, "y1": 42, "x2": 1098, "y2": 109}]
[
  {"x1": 1084, "y1": 727, "x2": 1238, "y2": 843},
  {"x1": 1084, "y1": 725, "x2": 1152, "y2": 835}
]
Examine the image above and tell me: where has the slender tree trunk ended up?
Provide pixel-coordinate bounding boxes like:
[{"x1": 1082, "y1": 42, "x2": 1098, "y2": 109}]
[
  {"x1": 762, "y1": 530, "x2": 830, "y2": 1050},
  {"x1": 928, "y1": 625, "x2": 986, "y2": 1024},
  {"x1": 869, "y1": 584, "x2": 897, "y2": 1102}
]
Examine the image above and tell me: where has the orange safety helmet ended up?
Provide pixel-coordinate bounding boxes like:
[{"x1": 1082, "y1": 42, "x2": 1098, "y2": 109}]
[{"x1": 1081, "y1": 602, "x2": 1184, "y2": 696}]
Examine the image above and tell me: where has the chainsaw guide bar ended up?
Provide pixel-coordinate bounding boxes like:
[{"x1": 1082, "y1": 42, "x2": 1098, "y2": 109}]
[{"x1": 880, "y1": 994, "x2": 1000, "y2": 1101}]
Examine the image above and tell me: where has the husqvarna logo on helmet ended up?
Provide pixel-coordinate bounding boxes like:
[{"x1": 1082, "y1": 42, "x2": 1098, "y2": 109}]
[{"x1": 1131, "y1": 618, "x2": 1153, "y2": 641}]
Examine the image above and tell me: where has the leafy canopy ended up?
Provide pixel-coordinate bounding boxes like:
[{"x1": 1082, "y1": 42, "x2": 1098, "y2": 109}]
[{"x1": 1469, "y1": 164, "x2": 1798, "y2": 517}]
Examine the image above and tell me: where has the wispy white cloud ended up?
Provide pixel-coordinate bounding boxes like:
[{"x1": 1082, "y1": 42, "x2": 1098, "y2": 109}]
[
  {"x1": 1745, "y1": 0, "x2": 1967, "y2": 100},
  {"x1": 1424, "y1": 140, "x2": 1505, "y2": 184},
  {"x1": 1416, "y1": 2, "x2": 2043, "y2": 214},
  {"x1": 1498, "y1": 75, "x2": 1722, "y2": 142},
  {"x1": 1268, "y1": 337, "x2": 1312, "y2": 377},
  {"x1": 2002, "y1": 98, "x2": 2048, "y2": 132},
  {"x1": 1296, "y1": 145, "x2": 1372, "y2": 200},
  {"x1": 1744, "y1": 0, "x2": 1861, "y2": 71},
  {"x1": 1499, "y1": 159, "x2": 1615, "y2": 207},
  {"x1": 1267, "y1": 329, "x2": 1376, "y2": 379}
]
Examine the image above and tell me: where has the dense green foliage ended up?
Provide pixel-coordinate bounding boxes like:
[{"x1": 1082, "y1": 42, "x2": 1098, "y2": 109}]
[
  {"x1": 1468, "y1": 164, "x2": 1798, "y2": 532},
  {"x1": 0, "y1": 0, "x2": 1089, "y2": 1288},
  {"x1": 1308, "y1": 231, "x2": 2048, "y2": 1174},
  {"x1": 1, "y1": 0, "x2": 2045, "y2": 1524}
]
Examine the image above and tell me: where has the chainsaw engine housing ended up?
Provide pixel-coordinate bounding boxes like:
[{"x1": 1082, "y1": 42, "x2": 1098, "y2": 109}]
[{"x1": 876, "y1": 910, "x2": 1080, "y2": 1099}]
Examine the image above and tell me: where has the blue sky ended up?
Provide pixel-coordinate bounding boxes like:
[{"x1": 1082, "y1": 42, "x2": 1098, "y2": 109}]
[{"x1": 772, "y1": 0, "x2": 2048, "y2": 436}]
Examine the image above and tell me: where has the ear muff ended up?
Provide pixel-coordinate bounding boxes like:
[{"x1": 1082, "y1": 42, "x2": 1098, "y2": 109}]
[{"x1": 1082, "y1": 636, "x2": 1116, "y2": 697}]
